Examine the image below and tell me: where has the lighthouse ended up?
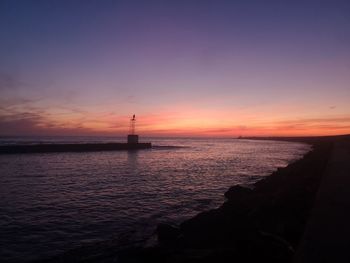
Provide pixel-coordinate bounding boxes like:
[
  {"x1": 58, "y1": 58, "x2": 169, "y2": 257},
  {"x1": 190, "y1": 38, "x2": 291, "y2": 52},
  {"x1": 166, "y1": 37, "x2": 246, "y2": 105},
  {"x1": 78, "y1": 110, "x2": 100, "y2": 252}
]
[{"x1": 127, "y1": 114, "x2": 139, "y2": 144}]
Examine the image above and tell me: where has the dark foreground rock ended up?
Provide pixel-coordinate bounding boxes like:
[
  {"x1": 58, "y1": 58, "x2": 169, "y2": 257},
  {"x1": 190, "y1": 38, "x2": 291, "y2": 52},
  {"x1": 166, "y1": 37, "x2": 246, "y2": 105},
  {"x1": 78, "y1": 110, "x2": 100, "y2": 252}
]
[
  {"x1": 157, "y1": 223, "x2": 181, "y2": 245},
  {"x1": 42, "y1": 138, "x2": 336, "y2": 263}
]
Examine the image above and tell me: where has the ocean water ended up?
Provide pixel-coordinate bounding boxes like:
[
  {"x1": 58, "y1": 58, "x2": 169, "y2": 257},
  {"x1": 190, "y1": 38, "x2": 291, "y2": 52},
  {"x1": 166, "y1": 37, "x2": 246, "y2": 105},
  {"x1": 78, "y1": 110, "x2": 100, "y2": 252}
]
[{"x1": 0, "y1": 137, "x2": 310, "y2": 262}]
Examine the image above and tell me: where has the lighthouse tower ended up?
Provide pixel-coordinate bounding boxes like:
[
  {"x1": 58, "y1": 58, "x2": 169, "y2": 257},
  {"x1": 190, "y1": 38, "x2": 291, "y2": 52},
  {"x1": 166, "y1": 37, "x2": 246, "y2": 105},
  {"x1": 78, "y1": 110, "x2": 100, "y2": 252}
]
[{"x1": 127, "y1": 114, "x2": 139, "y2": 144}]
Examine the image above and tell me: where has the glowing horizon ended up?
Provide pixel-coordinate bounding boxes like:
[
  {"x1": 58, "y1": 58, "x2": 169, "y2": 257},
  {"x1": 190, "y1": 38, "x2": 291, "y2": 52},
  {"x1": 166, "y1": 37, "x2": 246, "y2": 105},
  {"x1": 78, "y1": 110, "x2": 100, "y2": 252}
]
[{"x1": 1, "y1": 1, "x2": 350, "y2": 137}]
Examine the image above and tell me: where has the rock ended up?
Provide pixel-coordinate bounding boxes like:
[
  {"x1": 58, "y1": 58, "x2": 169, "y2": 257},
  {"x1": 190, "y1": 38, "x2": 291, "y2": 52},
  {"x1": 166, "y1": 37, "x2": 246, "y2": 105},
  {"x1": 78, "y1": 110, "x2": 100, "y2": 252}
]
[
  {"x1": 224, "y1": 185, "x2": 252, "y2": 202},
  {"x1": 157, "y1": 223, "x2": 180, "y2": 245}
]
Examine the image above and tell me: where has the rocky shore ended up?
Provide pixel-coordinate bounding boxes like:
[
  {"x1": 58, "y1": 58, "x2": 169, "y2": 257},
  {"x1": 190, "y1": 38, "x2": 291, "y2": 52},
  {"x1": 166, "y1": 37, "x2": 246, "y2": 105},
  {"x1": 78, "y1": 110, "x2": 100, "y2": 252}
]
[{"x1": 41, "y1": 136, "x2": 341, "y2": 263}]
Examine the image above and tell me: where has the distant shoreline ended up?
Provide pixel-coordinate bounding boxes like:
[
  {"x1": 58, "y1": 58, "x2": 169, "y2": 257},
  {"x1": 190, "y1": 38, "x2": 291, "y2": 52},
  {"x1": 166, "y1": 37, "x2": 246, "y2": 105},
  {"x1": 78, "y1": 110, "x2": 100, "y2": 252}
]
[{"x1": 239, "y1": 134, "x2": 350, "y2": 143}]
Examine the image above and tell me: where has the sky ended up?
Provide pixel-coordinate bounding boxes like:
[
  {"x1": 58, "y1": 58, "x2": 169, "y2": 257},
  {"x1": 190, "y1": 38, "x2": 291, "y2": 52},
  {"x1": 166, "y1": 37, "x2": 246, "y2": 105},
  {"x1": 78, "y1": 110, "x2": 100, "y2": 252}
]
[{"x1": 1, "y1": 0, "x2": 350, "y2": 137}]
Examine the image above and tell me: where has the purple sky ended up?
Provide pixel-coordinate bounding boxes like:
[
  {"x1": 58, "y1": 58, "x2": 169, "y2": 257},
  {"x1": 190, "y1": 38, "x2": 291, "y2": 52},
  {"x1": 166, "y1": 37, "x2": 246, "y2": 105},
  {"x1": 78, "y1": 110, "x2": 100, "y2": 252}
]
[{"x1": 1, "y1": 0, "x2": 350, "y2": 136}]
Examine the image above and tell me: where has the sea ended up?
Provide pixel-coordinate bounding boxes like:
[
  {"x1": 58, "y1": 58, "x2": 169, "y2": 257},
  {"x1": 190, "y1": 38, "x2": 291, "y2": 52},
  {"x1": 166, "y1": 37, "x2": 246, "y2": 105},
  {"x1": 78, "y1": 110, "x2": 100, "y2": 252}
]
[{"x1": 0, "y1": 136, "x2": 310, "y2": 262}]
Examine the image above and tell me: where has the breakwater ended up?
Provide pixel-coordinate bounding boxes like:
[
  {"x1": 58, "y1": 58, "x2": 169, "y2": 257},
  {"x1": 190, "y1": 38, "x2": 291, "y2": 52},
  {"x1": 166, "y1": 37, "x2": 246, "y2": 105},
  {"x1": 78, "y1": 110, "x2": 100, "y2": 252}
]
[{"x1": 0, "y1": 142, "x2": 152, "y2": 154}]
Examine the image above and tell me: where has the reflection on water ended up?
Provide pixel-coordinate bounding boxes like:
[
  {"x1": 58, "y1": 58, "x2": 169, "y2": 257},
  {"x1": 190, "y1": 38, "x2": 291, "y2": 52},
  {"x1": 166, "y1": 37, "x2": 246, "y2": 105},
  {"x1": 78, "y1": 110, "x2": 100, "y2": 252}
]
[
  {"x1": 0, "y1": 137, "x2": 310, "y2": 262},
  {"x1": 127, "y1": 150, "x2": 139, "y2": 172}
]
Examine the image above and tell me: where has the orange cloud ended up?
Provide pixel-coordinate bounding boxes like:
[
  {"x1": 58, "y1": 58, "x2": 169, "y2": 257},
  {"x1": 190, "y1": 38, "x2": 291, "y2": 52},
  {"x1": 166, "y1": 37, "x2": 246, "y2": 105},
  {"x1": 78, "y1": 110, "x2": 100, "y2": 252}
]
[{"x1": 1, "y1": 98, "x2": 350, "y2": 137}]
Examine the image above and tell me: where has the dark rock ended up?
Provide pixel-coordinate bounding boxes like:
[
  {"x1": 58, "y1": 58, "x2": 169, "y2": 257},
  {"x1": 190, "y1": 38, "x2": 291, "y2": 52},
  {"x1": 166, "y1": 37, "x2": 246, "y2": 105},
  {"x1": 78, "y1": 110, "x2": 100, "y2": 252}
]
[
  {"x1": 156, "y1": 223, "x2": 180, "y2": 245},
  {"x1": 224, "y1": 185, "x2": 252, "y2": 202},
  {"x1": 180, "y1": 207, "x2": 258, "y2": 249}
]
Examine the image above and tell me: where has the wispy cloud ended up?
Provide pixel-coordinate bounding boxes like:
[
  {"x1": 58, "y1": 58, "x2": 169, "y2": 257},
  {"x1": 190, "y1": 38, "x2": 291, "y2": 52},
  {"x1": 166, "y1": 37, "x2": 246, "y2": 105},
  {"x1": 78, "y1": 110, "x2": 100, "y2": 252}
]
[
  {"x1": 0, "y1": 72, "x2": 22, "y2": 91},
  {"x1": 1, "y1": 74, "x2": 349, "y2": 136}
]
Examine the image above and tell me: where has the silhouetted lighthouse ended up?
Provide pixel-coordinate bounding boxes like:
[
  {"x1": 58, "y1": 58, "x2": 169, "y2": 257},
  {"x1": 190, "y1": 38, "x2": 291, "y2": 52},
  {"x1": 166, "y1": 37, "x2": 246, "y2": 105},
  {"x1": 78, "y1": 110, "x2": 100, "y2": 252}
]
[{"x1": 127, "y1": 114, "x2": 139, "y2": 144}]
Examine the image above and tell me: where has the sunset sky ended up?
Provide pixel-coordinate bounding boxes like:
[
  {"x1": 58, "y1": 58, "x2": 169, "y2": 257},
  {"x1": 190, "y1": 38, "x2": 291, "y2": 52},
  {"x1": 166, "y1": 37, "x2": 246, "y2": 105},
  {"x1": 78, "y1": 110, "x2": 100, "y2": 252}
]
[{"x1": 1, "y1": 0, "x2": 350, "y2": 137}]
